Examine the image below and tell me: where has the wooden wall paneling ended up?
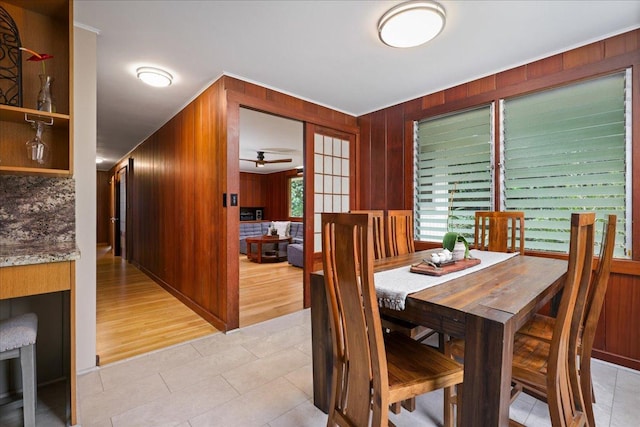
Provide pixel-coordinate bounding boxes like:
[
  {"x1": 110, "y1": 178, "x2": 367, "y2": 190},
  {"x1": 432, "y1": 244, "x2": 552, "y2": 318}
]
[
  {"x1": 527, "y1": 54, "x2": 564, "y2": 80},
  {"x1": 153, "y1": 131, "x2": 164, "y2": 277},
  {"x1": 161, "y1": 122, "x2": 176, "y2": 285},
  {"x1": 468, "y1": 75, "x2": 497, "y2": 97},
  {"x1": 225, "y1": 98, "x2": 241, "y2": 330},
  {"x1": 386, "y1": 105, "x2": 405, "y2": 209},
  {"x1": 265, "y1": 169, "x2": 298, "y2": 220},
  {"x1": 127, "y1": 82, "x2": 229, "y2": 330},
  {"x1": 563, "y1": 41, "x2": 604, "y2": 69},
  {"x1": 176, "y1": 104, "x2": 196, "y2": 311},
  {"x1": 604, "y1": 31, "x2": 640, "y2": 59},
  {"x1": 496, "y1": 65, "x2": 527, "y2": 89},
  {"x1": 96, "y1": 171, "x2": 110, "y2": 243},
  {"x1": 604, "y1": 274, "x2": 640, "y2": 364},
  {"x1": 356, "y1": 29, "x2": 640, "y2": 369},
  {"x1": 370, "y1": 110, "x2": 387, "y2": 209},
  {"x1": 193, "y1": 89, "x2": 213, "y2": 310},
  {"x1": 117, "y1": 74, "x2": 358, "y2": 332},
  {"x1": 356, "y1": 114, "x2": 372, "y2": 209},
  {"x1": 632, "y1": 61, "x2": 640, "y2": 262},
  {"x1": 239, "y1": 172, "x2": 267, "y2": 208},
  {"x1": 214, "y1": 83, "x2": 229, "y2": 320},
  {"x1": 223, "y1": 76, "x2": 358, "y2": 131}
]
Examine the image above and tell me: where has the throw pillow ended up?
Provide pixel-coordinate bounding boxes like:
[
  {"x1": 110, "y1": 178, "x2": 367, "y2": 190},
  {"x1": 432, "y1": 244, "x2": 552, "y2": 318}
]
[{"x1": 272, "y1": 221, "x2": 291, "y2": 238}]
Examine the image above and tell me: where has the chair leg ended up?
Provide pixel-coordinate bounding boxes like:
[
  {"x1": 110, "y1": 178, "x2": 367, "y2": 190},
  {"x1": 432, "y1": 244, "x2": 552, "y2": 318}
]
[
  {"x1": 390, "y1": 401, "x2": 402, "y2": 414},
  {"x1": 20, "y1": 344, "x2": 36, "y2": 427},
  {"x1": 456, "y1": 384, "x2": 463, "y2": 427},
  {"x1": 443, "y1": 385, "x2": 455, "y2": 427},
  {"x1": 401, "y1": 398, "x2": 416, "y2": 412},
  {"x1": 581, "y1": 362, "x2": 596, "y2": 427}
]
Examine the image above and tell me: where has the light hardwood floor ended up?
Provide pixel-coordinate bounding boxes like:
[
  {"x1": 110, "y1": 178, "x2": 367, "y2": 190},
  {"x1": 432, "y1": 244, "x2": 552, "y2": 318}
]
[
  {"x1": 96, "y1": 245, "x2": 304, "y2": 365},
  {"x1": 239, "y1": 253, "x2": 304, "y2": 327}
]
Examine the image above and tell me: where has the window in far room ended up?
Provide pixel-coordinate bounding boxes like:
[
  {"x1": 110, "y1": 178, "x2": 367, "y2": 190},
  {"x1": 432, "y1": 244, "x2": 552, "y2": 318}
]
[{"x1": 289, "y1": 176, "x2": 304, "y2": 218}]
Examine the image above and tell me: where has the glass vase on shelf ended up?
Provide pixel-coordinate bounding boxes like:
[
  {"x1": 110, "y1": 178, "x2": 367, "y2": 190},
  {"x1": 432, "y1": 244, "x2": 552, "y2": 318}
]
[
  {"x1": 26, "y1": 121, "x2": 49, "y2": 165},
  {"x1": 37, "y1": 74, "x2": 55, "y2": 113}
]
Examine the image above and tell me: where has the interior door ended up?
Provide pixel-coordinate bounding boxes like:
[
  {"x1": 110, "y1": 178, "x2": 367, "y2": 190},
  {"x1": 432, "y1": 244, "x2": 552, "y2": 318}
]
[
  {"x1": 304, "y1": 124, "x2": 357, "y2": 306},
  {"x1": 113, "y1": 166, "x2": 127, "y2": 258},
  {"x1": 109, "y1": 174, "x2": 116, "y2": 252}
]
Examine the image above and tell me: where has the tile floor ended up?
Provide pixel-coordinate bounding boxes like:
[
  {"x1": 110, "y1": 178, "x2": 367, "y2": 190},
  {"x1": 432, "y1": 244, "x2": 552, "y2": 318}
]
[{"x1": 2, "y1": 309, "x2": 639, "y2": 426}]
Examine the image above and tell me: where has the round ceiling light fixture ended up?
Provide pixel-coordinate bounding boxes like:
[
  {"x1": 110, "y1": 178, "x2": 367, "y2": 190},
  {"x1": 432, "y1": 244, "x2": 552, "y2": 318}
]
[
  {"x1": 136, "y1": 67, "x2": 173, "y2": 87},
  {"x1": 378, "y1": 0, "x2": 446, "y2": 48}
]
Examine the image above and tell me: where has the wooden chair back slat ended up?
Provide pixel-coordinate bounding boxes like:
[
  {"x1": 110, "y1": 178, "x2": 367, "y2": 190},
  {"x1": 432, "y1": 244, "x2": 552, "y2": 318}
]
[
  {"x1": 386, "y1": 210, "x2": 415, "y2": 256},
  {"x1": 474, "y1": 211, "x2": 525, "y2": 255},
  {"x1": 547, "y1": 212, "x2": 595, "y2": 427},
  {"x1": 351, "y1": 210, "x2": 387, "y2": 259},
  {"x1": 322, "y1": 213, "x2": 388, "y2": 427},
  {"x1": 577, "y1": 214, "x2": 616, "y2": 427}
]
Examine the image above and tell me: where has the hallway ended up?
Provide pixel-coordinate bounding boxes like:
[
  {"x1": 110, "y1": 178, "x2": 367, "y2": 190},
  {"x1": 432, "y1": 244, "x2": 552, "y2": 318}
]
[
  {"x1": 96, "y1": 246, "x2": 218, "y2": 365},
  {"x1": 96, "y1": 246, "x2": 304, "y2": 365}
]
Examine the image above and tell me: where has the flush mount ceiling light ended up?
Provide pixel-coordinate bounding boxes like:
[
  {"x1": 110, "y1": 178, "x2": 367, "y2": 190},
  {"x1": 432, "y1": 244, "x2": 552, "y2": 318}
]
[
  {"x1": 136, "y1": 67, "x2": 173, "y2": 87},
  {"x1": 378, "y1": 0, "x2": 446, "y2": 48}
]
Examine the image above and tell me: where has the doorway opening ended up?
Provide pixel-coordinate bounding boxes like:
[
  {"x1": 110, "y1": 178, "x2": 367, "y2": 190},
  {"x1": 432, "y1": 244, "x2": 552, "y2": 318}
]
[
  {"x1": 113, "y1": 166, "x2": 126, "y2": 258},
  {"x1": 238, "y1": 108, "x2": 305, "y2": 327}
]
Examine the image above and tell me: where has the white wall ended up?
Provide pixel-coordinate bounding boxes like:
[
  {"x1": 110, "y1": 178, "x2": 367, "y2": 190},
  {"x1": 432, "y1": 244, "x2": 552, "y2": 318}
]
[{"x1": 74, "y1": 26, "x2": 98, "y2": 372}]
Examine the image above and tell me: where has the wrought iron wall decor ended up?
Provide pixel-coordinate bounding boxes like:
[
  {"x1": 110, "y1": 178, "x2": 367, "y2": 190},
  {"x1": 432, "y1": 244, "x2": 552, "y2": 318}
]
[{"x1": 0, "y1": 5, "x2": 23, "y2": 107}]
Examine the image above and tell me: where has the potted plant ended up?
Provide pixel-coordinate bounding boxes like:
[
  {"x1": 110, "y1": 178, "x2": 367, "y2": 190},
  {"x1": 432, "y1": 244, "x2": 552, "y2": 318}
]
[
  {"x1": 442, "y1": 231, "x2": 469, "y2": 260},
  {"x1": 442, "y1": 183, "x2": 469, "y2": 260}
]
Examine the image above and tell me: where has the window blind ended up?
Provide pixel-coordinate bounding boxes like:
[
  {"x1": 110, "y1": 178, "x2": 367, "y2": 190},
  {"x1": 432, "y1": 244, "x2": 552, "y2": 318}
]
[
  {"x1": 414, "y1": 105, "x2": 493, "y2": 243},
  {"x1": 502, "y1": 71, "x2": 630, "y2": 257}
]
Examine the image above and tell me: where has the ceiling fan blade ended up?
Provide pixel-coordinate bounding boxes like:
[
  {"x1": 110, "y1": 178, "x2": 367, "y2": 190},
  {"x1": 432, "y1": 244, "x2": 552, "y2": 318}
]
[
  {"x1": 264, "y1": 158, "x2": 293, "y2": 163},
  {"x1": 240, "y1": 158, "x2": 258, "y2": 162}
]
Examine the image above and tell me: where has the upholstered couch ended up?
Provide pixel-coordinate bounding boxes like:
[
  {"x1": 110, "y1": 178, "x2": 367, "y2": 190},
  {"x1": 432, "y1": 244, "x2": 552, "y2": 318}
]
[
  {"x1": 239, "y1": 221, "x2": 303, "y2": 265},
  {"x1": 287, "y1": 243, "x2": 303, "y2": 268}
]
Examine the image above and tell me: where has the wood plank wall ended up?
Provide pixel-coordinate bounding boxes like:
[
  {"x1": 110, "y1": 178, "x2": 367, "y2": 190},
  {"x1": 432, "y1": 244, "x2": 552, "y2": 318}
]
[
  {"x1": 109, "y1": 76, "x2": 357, "y2": 331},
  {"x1": 357, "y1": 29, "x2": 640, "y2": 370},
  {"x1": 96, "y1": 171, "x2": 110, "y2": 244},
  {"x1": 266, "y1": 169, "x2": 300, "y2": 221},
  {"x1": 239, "y1": 169, "x2": 304, "y2": 221},
  {"x1": 109, "y1": 81, "x2": 230, "y2": 330},
  {"x1": 239, "y1": 172, "x2": 267, "y2": 208}
]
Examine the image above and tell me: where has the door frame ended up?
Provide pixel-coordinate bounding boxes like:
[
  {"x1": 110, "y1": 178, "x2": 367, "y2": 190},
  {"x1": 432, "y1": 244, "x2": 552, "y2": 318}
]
[
  {"x1": 110, "y1": 159, "x2": 134, "y2": 260},
  {"x1": 226, "y1": 91, "x2": 359, "y2": 326}
]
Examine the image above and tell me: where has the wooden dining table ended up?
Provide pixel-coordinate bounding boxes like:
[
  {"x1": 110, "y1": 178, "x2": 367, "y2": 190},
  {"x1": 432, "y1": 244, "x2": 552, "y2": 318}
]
[{"x1": 310, "y1": 250, "x2": 568, "y2": 427}]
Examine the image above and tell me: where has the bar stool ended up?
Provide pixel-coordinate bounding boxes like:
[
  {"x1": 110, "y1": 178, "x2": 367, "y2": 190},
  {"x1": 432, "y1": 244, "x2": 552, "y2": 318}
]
[{"x1": 0, "y1": 313, "x2": 38, "y2": 427}]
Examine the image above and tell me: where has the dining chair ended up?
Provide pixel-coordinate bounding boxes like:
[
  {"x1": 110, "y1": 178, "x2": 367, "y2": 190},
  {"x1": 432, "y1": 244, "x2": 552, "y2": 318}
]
[
  {"x1": 516, "y1": 214, "x2": 616, "y2": 427},
  {"x1": 385, "y1": 210, "x2": 415, "y2": 256},
  {"x1": 474, "y1": 211, "x2": 525, "y2": 255},
  {"x1": 321, "y1": 212, "x2": 463, "y2": 427},
  {"x1": 383, "y1": 209, "x2": 436, "y2": 351},
  {"x1": 352, "y1": 210, "x2": 436, "y2": 413},
  {"x1": 350, "y1": 210, "x2": 387, "y2": 259},
  {"x1": 448, "y1": 212, "x2": 596, "y2": 427}
]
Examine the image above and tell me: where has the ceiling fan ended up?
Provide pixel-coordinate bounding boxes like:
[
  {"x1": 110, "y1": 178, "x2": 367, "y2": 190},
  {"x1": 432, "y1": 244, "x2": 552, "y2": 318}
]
[{"x1": 240, "y1": 151, "x2": 293, "y2": 168}]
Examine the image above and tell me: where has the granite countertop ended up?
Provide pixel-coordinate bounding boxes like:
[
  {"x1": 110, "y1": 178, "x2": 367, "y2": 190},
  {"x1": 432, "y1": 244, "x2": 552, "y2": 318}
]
[{"x1": 0, "y1": 241, "x2": 80, "y2": 267}]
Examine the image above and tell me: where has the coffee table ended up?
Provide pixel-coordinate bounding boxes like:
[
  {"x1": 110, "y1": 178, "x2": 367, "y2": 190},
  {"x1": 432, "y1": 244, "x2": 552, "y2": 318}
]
[{"x1": 246, "y1": 235, "x2": 292, "y2": 263}]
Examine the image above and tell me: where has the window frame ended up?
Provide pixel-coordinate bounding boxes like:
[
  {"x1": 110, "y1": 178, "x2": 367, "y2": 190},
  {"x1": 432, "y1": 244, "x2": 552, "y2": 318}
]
[
  {"x1": 408, "y1": 66, "x2": 636, "y2": 260},
  {"x1": 288, "y1": 175, "x2": 304, "y2": 219}
]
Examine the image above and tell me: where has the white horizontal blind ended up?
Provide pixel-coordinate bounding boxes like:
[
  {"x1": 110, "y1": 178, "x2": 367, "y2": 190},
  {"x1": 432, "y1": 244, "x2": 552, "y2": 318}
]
[
  {"x1": 415, "y1": 105, "x2": 493, "y2": 243},
  {"x1": 502, "y1": 71, "x2": 629, "y2": 257}
]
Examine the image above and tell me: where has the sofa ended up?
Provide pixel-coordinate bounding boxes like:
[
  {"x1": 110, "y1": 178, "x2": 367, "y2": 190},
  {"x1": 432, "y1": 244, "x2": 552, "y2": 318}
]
[
  {"x1": 287, "y1": 243, "x2": 303, "y2": 268},
  {"x1": 239, "y1": 221, "x2": 303, "y2": 266}
]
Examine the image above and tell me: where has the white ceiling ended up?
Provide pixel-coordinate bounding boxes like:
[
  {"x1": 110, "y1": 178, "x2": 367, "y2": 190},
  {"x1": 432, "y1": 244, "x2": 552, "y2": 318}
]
[
  {"x1": 74, "y1": 1, "x2": 640, "y2": 171},
  {"x1": 239, "y1": 108, "x2": 303, "y2": 174}
]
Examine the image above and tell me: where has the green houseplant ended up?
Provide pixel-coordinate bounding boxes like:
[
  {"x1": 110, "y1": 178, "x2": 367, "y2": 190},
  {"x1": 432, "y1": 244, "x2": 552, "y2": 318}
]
[{"x1": 442, "y1": 183, "x2": 469, "y2": 259}]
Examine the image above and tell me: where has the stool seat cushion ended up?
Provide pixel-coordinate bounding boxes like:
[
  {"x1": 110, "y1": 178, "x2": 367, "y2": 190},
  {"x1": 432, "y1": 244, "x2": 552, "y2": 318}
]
[{"x1": 0, "y1": 313, "x2": 38, "y2": 352}]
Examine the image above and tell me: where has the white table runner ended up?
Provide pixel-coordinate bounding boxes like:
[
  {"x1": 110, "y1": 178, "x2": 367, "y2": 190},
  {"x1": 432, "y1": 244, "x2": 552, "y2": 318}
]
[{"x1": 375, "y1": 250, "x2": 519, "y2": 310}]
